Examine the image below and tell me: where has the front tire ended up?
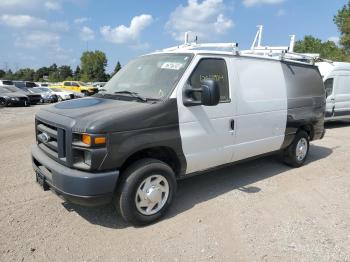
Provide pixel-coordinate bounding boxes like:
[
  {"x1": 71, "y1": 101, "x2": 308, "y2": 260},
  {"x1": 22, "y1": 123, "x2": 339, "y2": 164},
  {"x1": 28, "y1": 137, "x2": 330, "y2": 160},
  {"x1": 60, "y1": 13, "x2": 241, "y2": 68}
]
[
  {"x1": 115, "y1": 159, "x2": 177, "y2": 226},
  {"x1": 282, "y1": 130, "x2": 310, "y2": 167},
  {"x1": 0, "y1": 98, "x2": 7, "y2": 107}
]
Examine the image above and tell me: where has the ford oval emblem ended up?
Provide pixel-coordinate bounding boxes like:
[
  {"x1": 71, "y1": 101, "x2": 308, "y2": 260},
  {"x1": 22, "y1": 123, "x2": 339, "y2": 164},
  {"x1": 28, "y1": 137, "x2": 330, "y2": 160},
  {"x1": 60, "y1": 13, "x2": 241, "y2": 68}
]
[{"x1": 39, "y1": 132, "x2": 50, "y2": 143}]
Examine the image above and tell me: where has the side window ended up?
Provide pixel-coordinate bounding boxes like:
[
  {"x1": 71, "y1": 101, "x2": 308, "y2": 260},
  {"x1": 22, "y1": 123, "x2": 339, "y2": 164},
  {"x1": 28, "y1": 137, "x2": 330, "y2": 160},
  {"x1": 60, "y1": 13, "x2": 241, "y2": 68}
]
[
  {"x1": 324, "y1": 78, "x2": 334, "y2": 98},
  {"x1": 26, "y1": 82, "x2": 37, "y2": 87},
  {"x1": 71, "y1": 82, "x2": 79, "y2": 87},
  {"x1": 336, "y1": 76, "x2": 350, "y2": 95},
  {"x1": 188, "y1": 58, "x2": 230, "y2": 102},
  {"x1": 64, "y1": 82, "x2": 70, "y2": 86}
]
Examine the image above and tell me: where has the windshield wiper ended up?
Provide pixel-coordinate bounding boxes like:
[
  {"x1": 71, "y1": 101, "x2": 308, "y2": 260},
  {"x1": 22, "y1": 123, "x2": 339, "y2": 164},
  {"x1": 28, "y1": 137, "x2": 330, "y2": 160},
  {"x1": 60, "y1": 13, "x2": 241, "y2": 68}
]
[{"x1": 113, "y1": 91, "x2": 147, "y2": 102}]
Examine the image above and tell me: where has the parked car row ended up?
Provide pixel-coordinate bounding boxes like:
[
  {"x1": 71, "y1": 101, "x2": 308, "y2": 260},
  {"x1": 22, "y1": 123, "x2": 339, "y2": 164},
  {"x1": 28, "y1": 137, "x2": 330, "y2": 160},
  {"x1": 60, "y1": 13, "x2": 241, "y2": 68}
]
[
  {"x1": 0, "y1": 86, "x2": 30, "y2": 107},
  {"x1": 50, "y1": 81, "x2": 99, "y2": 96},
  {"x1": 0, "y1": 80, "x2": 79, "y2": 107}
]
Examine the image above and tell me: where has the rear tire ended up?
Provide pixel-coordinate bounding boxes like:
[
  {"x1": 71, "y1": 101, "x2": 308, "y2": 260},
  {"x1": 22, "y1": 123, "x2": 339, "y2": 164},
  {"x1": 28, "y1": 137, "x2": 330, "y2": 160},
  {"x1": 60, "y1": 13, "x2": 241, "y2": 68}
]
[
  {"x1": 114, "y1": 158, "x2": 177, "y2": 226},
  {"x1": 282, "y1": 130, "x2": 310, "y2": 167}
]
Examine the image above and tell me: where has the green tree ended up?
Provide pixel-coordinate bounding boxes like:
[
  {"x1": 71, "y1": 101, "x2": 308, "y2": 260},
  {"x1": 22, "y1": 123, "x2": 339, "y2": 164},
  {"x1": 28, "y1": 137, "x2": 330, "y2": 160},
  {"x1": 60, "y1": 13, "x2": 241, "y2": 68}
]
[
  {"x1": 80, "y1": 50, "x2": 108, "y2": 82},
  {"x1": 13, "y1": 68, "x2": 35, "y2": 81},
  {"x1": 0, "y1": 69, "x2": 5, "y2": 78},
  {"x1": 34, "y1": 67, "x2": 50, "y2": 81},
  {"x1": 58, "y1": 65, "x2": 73, "y2": 80},
  {"x1": 334, "y1": 1, "x2": 350, "y2": 51},
  {"x1": 74, "y1": 66, "x2": 81, "y2": 80},
  {"x1": 294, "y1": 35, "x2": 349, "y2": 61},
  {"x1": 112, "y1": 61, "x2": 122, "y2": 76},
  {"x1": 48, "y1": 63, "x2": 60, "y2": 82},
  {"x1": 4, "y1": 70, "x2": 13, "y2": 80}
]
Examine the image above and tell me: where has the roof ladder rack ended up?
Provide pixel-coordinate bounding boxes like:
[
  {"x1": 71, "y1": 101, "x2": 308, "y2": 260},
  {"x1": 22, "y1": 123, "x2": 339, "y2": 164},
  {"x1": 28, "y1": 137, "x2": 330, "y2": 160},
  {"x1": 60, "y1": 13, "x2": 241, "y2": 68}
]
[{"x1": 163, "y1": 32, "x2": 239, "y2": 53}]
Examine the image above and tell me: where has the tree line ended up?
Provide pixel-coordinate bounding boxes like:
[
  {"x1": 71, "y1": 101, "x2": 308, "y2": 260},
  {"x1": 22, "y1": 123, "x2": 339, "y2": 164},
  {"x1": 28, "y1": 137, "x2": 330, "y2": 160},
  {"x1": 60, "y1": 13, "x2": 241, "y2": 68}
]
[
  {"x1": 294, "y1": 1, "x2": 350, "y2": 61},
  {"x1": 0, "y1": 50, "x2": 122, "y2": 82}
]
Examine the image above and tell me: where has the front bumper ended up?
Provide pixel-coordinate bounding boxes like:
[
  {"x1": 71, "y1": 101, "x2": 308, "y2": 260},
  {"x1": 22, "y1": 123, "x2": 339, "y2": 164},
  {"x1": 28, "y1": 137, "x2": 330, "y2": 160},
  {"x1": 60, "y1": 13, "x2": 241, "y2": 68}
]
[
  {"x1": 87, "y1": 89, "x2": 99, "y2": 95},
  {"x1": 31, "y1": 145, "x2": 119, "y2": 206},
  {"x1": 7, "y1": 99, "x2": 29, "y2": 106}
]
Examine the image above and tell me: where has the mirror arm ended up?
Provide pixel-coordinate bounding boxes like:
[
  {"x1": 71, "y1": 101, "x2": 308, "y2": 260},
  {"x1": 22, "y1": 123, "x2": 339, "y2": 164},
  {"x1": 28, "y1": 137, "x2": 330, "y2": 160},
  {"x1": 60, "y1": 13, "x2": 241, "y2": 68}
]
[{"x1": 183, "y1": 85, "x2": 203, "y2": 107}]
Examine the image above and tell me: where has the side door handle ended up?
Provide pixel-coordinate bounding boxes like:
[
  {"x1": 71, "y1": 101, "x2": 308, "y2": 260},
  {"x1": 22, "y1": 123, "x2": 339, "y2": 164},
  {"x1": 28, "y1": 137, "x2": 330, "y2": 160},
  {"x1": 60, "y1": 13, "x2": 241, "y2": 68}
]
[{"x1": 230, "y1": 119, "x2": 235, "y2": 130}]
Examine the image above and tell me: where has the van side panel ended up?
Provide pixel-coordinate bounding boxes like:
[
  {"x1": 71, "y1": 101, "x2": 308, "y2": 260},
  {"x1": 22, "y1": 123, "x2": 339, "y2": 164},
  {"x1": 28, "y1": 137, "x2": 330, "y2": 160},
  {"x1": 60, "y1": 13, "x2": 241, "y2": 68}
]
[
  {"x1": 281, "y1": 62, "x2": 325, "y2": 147},
  {"x1": 232, "y1": 58, "x2": 287, "y2": 162},
  {"x1": 333, "y1": 73, "x2": 350, "y2": 117}
]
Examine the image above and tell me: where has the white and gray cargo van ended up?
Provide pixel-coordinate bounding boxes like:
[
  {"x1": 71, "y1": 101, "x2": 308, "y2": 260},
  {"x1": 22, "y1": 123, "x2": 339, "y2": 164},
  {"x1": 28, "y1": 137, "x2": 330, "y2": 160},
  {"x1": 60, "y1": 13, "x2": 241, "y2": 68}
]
[
  {"x1": 32, "y1": 41, "x2": 326, "y2": 226},
  {"x1": 317, "y1": 61, "x2": 350, "y2": 120}
]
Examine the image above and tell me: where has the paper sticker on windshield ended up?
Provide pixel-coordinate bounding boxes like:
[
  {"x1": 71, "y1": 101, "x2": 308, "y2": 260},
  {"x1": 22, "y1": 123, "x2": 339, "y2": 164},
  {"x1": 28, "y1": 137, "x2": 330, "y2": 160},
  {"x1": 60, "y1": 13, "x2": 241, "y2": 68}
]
[{"x1": 161, "y1": 62, "x2": 183, "y2": 70}]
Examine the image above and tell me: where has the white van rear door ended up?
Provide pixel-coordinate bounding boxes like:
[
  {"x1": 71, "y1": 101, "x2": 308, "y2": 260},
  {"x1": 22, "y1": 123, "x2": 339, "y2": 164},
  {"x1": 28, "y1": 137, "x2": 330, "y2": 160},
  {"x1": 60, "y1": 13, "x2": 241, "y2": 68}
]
[{"x1": 334, "y1": 74, "x2": 350, "y2": 117}]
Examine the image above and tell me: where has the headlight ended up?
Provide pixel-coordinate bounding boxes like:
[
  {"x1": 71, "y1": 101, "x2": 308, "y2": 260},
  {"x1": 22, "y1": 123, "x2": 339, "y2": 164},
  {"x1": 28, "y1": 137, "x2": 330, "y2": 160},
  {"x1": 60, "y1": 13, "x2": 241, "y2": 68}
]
[
  {"x1": 10, "y1": 97, "x2": 19, "y2": 101},
  {"x1": 81, "y1": 134, "x2": 106, "y2": 146}
]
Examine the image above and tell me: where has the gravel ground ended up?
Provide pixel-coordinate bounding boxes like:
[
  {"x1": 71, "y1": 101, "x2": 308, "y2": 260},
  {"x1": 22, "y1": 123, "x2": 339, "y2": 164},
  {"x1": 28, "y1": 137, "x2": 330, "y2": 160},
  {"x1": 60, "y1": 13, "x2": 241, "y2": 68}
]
[{"x1": 0, "y1": 105, "x2": 349, "y2": 262}]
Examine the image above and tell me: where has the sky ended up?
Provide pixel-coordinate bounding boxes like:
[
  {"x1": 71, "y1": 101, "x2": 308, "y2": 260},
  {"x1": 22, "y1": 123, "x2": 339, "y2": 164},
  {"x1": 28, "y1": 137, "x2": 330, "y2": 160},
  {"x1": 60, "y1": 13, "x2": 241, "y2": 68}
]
[{"x1": 0, "y1": 0, "x2": 347, "y2": 73}]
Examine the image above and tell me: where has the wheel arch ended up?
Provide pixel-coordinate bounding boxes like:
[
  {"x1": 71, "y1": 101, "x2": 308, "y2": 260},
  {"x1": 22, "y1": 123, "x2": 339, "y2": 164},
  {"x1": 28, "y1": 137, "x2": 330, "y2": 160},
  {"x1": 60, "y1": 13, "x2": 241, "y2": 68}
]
[
  {"x1": 299, "y1": 124, "x2": 314, "y2": 140},
  {"x1": 119, "y1": 146, "x2": 183, "y2": 178}
]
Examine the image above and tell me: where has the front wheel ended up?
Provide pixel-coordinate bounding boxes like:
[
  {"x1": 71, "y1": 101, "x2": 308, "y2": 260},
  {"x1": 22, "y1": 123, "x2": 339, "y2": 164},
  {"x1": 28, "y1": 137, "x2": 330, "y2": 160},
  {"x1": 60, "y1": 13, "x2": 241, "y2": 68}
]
[
  {"x1": 115, "y1": 159, "x2": 177, "y2": 226},
  {"x1": 0, "y1": 98, "x2": 7, "y2": 107},
  {"x1": 282, "y1": 130, "x2": 310, "y2": 167}
]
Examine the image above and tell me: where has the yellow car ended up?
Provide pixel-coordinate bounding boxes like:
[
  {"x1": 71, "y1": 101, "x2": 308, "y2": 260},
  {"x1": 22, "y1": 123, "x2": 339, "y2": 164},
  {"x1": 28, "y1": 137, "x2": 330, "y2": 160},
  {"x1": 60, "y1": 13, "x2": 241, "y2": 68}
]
[{"x1": 50, "y1": 81, "x2": 98, "y2": 95}]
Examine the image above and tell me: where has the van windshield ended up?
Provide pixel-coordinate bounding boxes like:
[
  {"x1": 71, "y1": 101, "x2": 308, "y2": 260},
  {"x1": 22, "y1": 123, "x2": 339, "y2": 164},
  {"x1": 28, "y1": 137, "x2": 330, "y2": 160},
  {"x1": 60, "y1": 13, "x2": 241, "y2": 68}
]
[{"x1": 102, "y1": 53, "x2": 193, "y2": 100}]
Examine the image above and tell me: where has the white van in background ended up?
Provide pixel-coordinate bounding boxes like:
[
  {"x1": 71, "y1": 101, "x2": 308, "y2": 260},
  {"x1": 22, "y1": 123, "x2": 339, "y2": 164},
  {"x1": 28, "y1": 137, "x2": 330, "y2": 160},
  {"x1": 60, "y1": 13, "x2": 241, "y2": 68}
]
[{"x1": 317, "y1": 62, "x2": 350, "y2": 120}]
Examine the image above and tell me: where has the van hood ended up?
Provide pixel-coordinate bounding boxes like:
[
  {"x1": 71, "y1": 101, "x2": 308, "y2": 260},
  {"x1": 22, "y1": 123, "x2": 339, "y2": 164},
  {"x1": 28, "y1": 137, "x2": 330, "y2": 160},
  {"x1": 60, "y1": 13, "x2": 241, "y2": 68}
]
[
  {"x1": 39, "y1": 97, "x2": 179, "y2": 133},
  {"x1": 1, "y1": 92, "x2": 27, "y2": 98}
]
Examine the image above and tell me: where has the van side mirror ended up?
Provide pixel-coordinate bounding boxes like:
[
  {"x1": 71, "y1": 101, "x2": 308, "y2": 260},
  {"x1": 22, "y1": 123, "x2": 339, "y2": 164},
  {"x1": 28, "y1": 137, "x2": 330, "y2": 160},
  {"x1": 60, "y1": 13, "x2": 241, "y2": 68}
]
[{"x1": 183, "y1": 79, "x2": 220, "y2": 107}]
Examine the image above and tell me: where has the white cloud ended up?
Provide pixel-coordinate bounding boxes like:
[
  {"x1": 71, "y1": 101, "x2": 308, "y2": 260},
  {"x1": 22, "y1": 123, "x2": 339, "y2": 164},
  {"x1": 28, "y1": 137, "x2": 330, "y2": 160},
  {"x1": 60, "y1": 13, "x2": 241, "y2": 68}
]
[
  {"x1": 166, "y1": 0, "x2": 234, "y2": 41},
  {"x1": 0, "y1": 14, "x2": 48, "y2": 28},
  {"x1": 0, "y1": 0, "x2": 62, "y2": 13},
  {"x1": 44, "y1": 1, "x2": 62, "y2": 10},
  {"x1": 80, "y1": 26, "x2": 94, "y2": 41},
  {"x1": 15, "y1": 31, "x2": 61, "y2": 48},
  {"x1": 0, "y1": 14, "x2": 69, "y2": 33},
  {"x1": 243, "y1": 0, "x2": 284, "y2": 7},
  {"x1": 74, "y1": 17, "x2": 89, "y2": 24},
  {"x1": 100, "y1": 14, "x2": 153, "y2": 44},
  {"x1": 328, "y1": 36, "x2": 340, "y2": 45}
]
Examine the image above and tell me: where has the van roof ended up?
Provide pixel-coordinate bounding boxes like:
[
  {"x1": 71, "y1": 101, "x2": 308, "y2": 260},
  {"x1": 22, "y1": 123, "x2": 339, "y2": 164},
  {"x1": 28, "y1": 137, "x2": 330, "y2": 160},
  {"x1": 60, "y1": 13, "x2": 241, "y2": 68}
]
[
  {"x1": 316, "y1": 61, "x2": 350, "y2": 78},
  {"x1": 150, "y1": 48, "x2": 317, "y2": 67}
]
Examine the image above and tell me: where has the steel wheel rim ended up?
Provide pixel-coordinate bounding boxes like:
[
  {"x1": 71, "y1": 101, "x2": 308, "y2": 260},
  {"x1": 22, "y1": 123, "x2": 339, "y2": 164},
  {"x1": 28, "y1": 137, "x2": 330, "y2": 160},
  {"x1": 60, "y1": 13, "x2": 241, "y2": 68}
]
[
  {"x1": 135, "y1": 174, "x2": 169, "y2": 216},
  {"x1": 296, "y1": 138, "x2": 308, "y2": 161}
]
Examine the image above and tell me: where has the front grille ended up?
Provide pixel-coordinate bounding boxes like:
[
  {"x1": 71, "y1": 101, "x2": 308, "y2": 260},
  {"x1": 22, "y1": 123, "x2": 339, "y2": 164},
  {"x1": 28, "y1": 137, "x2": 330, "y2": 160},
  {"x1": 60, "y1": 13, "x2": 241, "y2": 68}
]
[
  {"x1": 29, "y1": 95, "x2": 41, "y2": 102},
  {"x1": 36, "y1": 120, "x2": 66, "y2": 161}
]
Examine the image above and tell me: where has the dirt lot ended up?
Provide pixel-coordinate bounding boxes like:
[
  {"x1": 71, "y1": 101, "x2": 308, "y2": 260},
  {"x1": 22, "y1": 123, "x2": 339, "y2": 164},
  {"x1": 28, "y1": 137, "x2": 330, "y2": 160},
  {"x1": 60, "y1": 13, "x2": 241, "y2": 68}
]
[{"x1": 0, "y1": 105, "x2": 349, "y2": 262}]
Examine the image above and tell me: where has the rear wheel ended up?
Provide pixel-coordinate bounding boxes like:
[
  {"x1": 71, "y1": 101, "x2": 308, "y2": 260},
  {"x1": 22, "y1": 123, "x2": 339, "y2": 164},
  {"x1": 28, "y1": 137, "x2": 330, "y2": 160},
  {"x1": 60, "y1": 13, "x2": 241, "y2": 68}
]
[
  {"x1": 114, "y1": 158, "x2": 177, "y2": 226},
  {"x1": 282, "y1": 130, "x2": 310, "y2": 167}
]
